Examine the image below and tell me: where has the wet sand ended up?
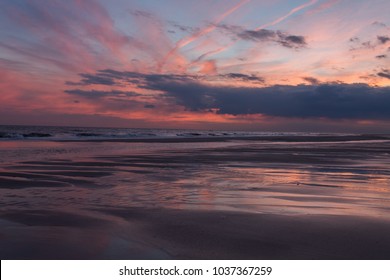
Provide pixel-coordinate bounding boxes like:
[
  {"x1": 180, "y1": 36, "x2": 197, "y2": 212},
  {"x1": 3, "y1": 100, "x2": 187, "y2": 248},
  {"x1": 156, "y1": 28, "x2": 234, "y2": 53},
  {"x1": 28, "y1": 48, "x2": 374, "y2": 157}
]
[
  {"x1": 1, "y1": 136, "x2": 390, "y2": 259},
  {"x1": 1, "y1": 208, "x2": 390, "y2": 259}
]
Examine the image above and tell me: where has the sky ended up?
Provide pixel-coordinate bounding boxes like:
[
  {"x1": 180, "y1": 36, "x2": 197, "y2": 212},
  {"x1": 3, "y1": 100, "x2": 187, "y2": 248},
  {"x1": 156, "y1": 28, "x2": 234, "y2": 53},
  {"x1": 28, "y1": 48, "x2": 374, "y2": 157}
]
[{"x1": 1, "y1": 0, "x2": 390, "y2": 132}]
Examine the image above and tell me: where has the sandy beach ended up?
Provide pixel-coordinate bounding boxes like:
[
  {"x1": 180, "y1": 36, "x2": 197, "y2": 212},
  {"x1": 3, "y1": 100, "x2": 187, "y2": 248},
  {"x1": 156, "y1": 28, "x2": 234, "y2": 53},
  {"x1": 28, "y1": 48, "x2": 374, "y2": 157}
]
[{"x1": 1, "y1": 135, "x2": 390, "y2": 259}]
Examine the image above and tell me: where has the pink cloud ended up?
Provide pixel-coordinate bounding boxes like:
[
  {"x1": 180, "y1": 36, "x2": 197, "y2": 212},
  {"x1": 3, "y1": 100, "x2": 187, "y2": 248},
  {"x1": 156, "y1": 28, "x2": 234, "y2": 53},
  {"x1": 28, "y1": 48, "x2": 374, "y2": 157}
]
[{"x1": 157, "y1": 0, "x2": 250, "y2": 72}]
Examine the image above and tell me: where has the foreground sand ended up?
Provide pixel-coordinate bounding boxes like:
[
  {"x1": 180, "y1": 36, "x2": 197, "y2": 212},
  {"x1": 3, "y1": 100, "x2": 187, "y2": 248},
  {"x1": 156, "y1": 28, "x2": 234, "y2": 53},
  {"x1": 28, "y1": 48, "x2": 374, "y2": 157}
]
[
  {"x1": 1, "y1": 136, "x2": 390, "y2": 259},
  {"x1": 1, "y1": 207, "x2": 390, "y2": 259}
]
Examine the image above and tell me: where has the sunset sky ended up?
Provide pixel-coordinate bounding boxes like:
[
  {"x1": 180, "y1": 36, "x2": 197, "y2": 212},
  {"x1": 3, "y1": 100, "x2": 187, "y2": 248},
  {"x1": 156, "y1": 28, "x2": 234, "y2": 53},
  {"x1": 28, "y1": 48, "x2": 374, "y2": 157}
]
[{"x1": 1, "y1": 0, "x2": 390, "y2": 132}]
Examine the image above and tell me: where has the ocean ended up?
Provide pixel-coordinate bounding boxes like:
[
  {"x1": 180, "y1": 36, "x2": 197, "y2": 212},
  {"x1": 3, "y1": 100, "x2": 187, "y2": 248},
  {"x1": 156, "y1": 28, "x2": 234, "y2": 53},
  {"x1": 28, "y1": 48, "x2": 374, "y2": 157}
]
[{"x1": 0, "y1": 125, "x2": 335, "y2": 141}]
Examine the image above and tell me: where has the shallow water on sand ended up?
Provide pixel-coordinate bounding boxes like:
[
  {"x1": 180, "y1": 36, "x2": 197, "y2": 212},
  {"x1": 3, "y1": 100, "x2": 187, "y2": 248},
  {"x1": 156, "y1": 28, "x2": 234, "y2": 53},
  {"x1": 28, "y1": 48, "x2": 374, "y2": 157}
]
[
  {"x1": 1, "y1": 138, "x2": 390, "y2": 259},
  {"x1": 1, "y1": 140, "x2": 389, "y2": 217}
]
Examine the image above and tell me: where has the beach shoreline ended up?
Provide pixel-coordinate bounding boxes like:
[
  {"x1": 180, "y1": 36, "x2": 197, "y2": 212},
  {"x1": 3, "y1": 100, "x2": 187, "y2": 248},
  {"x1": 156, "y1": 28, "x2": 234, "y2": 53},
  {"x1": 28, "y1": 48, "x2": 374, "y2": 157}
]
[{"x1": 1, "y1": 135, "x2": 390, "y2": 259}]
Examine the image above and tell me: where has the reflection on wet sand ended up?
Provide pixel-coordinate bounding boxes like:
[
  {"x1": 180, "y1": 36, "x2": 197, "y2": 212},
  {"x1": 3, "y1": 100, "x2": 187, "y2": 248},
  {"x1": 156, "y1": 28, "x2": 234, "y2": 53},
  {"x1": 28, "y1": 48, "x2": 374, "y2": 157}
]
[{"x1": 0, "y1": 139, "x2": 390, "y2": 259}]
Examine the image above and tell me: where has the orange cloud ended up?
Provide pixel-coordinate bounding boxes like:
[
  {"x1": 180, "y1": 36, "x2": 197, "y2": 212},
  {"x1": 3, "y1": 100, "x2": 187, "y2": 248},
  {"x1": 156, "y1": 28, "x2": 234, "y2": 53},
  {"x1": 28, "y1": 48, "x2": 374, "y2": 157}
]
[{"x1": 199, "y1": 60, "x2": 218, "y2": 74}]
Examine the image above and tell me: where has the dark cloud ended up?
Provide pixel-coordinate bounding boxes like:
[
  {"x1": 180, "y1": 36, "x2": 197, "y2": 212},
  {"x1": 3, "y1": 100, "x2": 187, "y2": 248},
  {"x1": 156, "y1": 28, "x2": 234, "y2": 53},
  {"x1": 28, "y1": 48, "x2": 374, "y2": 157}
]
[
  {"x1": 129, "y1": 10, "x2": 154, "y2": 19},
  {"x1": 377, "y1": 35, "x2": 390, "y2": 44},
  {"x1": 350, "y1": 35, "x2": 390, "y2": 51},
  {"x1": 349, "y1": 37, "x2": 359, "y2": 43},
  {"x1": 240, "y1": 29, "x2": 307, "y2": 48},
  {"x1": 168, "y1": 21, "x2": 199, "y2": 34},
  {"x1": 376, "y1": 54, "x2": 387, "y2": 59},
  {"x1": 372, "y1": 21, "x2": 388, "y2": 28},
  {"x1": 70, "y1": 72, "x2": 117, "y2": 86},
  {"x1": 238, "y1": 29, "x2": 276, "y2": 41},
  {"x1": 220, "y1": 73, "x2": 265, "y2": 83},
  {"x1": 278, "y1": 34, "x2": 306, "y2": 48},
  {"x1": 361, "y1": 41, "x2": 374, "y2": 49},
  {"x1": 66, "y1": 69, "x2": 148, "y2": 86},
  {"x1": 378, "y1": 70, "x2": 390, "y2": 79},
  {"x1": 65, "y1": 81, "x2": 83, "y2": 86},
  {"x1": 302, "y1": 77, "x2": 320, "y2": 85},
  {"x1": 359, "y1": 74, "x2": 377, "y2": 81},
  {"x1": 164, "y1": 83, "x2": 390, "y2": 120},
  {"x1": 218, "y1": 25, "x2": 306, "y2": 49},
  {"x1": 349, "y1": 37, "x2": 371, "y2": 51},
  {"x1": 216, "y1": 24, "x2": 243, "y2": 35},
  {"x1": 66, "y1": 69, "x2": 264, "y2": 87},
  {"x1": 144, "y1": 104, "x2": 155, "y2": 109},
  {"x1": 66, "y1": 70, "x2": 390, "y2": 120},
  {"x1": 65, "y1": 89, "x2": 140, "y2": 98}
]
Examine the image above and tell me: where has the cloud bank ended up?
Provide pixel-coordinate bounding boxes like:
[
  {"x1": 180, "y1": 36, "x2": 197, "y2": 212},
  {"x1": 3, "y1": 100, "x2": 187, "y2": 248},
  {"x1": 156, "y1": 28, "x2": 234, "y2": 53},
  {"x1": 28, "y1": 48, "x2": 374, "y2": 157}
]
[{"x1": 66, "y1": 70, "x2": 390, "y2": 120}]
